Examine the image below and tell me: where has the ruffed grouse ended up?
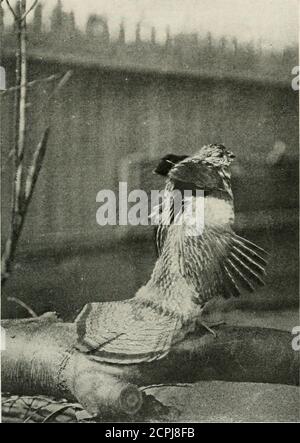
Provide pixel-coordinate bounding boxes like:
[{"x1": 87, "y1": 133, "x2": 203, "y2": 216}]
[{"x1": 75, "y1": 144, "x2": 267, "y2": 364}]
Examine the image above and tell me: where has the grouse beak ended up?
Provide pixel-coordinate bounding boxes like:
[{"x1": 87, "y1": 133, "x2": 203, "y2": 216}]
[
  {"x1": 153, "y1": 167, "x2": 163, "y2": 175},
  {"x1": 153, "y1": 160, "x2": 176, "y2": 176}
]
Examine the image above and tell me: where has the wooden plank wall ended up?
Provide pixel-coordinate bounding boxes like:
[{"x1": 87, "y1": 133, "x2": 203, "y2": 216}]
[{"x1": 1, "y1": 56, "x2": 298, "y2": 317}]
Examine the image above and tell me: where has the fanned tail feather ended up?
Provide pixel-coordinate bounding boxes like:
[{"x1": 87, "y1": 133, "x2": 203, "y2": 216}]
[{"x1": 75, "y1": 301, "x2": 180, "y2": 364}]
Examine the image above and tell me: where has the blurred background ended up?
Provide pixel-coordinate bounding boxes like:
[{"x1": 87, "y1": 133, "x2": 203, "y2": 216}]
[{"x1": 0, "y1": 0, "x2": 299, "y2": 324}]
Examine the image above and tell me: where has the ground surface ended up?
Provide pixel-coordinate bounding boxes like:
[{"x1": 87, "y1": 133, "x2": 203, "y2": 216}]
[{"x1": 149, "y1": 381, "x2": 299, "y2": 422}]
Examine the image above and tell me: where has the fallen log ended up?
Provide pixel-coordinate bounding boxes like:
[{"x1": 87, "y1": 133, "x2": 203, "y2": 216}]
[{"x1": 1, "y1": 313, "x2": 299, "y2": 418}]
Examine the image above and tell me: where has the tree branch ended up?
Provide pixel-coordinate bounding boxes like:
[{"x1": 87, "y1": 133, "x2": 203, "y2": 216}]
[
  {"x1": 24, "y1": 127, "x2": 50, "y2": 201},
  {"x1": 21, "y1": 0, "x2": 38, "y2": 21},
  {"x1": 1, "y1": 315, "x2": 299, "y2": 418},
  {"x1": 0, "y1": 73, "x2": 62, "y2": 96},
  {"x1": 7, "y1": 296, "x2": 38, "y2": 317},
  {"x1": 5, "y1": 0, "x2": 17, "y2": 20},
  {"x1": 1, "y1": 0, "x2": 73, "y2": 288},
  {"x1": 1, "y1": 128, "x2": 50, "y2": 287},
  {"x1": 1, "y1": 0, "x2": 27, "y2": 287}
]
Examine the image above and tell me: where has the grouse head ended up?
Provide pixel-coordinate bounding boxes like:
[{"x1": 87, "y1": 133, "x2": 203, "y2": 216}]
[
  {"x1": 194, "y1": 144, "x2": 235, "y2": 167},
  {"x1": 153, "y1": 154, "x2": 189, "y2": 176}
]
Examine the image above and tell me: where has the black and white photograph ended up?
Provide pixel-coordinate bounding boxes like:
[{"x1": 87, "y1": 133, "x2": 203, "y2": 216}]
[{"x1": 0, "y1": 0, "x2": 299, "y2": 425}]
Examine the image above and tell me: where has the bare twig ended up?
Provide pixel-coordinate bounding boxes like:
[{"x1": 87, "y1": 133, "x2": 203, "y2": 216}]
[
  {"x1": 5, "y1": 0, "x2": 38, "y2": 21},
  {"x1": 0, "y1": 73, "x2": 62, "y2": 96},
  {"x1": 2, "y1": 0, "x2": 27, "y2": 287},
  {"x1": 47, "y1": 70, "x2": 73, "y2": 101},
  {"x1": 24, "y1": 127, "x2": 50, "y2": 202},
  {"x1": 7, "y1": 297, "x2": 38, "y2": 317},
  {"x1": 21, "y1": 0, "x2": 38, "y2": 20},
  {"x1": 1, "y1": 1, "x2": 26, "y2": 287},
  {"x1": 5, "y1": 0, "x2": 17, "y2": 20},
  {"x1": 40, "y1": 70, "x2": 72, "y2": 122},
  {"x1": 140, "y1": 383, "x2": 191, "y2": 391},
  {"x1": 16, "y1": 0, "x2": 28, "y2": 180},
  {"x1": 12, "y1": 0, "x2": 27, "y2": 214},
  {"x1": 1, "y1": 71, "x2": 71, "y2": 173},
  {"x1": 1, "y1": 0, "x2": 72, "y2": 288},
  {"x1": 1, "y1": 129, "x2": 50, "y2": 286}
]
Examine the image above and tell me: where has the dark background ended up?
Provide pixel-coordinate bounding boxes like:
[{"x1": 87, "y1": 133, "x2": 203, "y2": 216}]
[{"x1": 1, "y1": 2, "x2": 299, "y2": 321}]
